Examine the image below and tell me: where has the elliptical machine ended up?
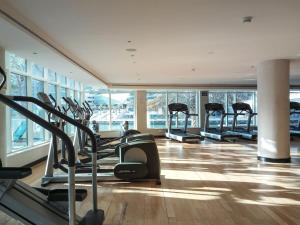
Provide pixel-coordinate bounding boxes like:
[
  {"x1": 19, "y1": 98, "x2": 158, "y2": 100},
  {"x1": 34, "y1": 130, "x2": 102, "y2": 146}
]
[{"x1": 37, "y1": 93, "x2": 161, "y2": 186}]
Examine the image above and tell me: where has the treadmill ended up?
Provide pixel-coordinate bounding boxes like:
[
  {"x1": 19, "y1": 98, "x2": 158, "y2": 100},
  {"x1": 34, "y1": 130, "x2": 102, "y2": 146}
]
[
  {"x1": 165, "y1": 103, "x2": 202, "y2": 142},
  {"x1": 231, "y1": 102, "x2": 257, "y2": 140},
  {"x1": 200, "y1": 103, "x2": 240, "y2": 141},
  {"x1": 290, "y1": 101, "x2": 300, "y2": 137}
]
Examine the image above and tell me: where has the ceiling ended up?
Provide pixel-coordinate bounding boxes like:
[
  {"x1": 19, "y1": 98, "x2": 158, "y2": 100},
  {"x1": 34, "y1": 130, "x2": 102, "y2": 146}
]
[{"x1": 1, "y1": 0, "x2": 300, "y2": 87}]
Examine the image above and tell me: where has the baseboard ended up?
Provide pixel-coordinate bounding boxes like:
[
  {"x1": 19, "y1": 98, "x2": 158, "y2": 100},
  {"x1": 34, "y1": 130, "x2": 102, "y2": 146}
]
[{"x1": 257, "y1": 156, "x2": 291, "y2": 163}]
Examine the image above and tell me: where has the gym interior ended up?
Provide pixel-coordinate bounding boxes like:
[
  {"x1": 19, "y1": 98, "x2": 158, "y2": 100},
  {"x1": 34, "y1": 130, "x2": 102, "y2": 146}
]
[{"x1": 0, "y1": 1, "x2": 300, "y2": 225}]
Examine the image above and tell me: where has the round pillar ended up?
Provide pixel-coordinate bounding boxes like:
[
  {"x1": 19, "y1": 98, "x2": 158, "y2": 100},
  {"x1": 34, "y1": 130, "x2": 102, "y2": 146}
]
[{"x1": 257, "y1": 59, "x2": 290, "y2": 162}]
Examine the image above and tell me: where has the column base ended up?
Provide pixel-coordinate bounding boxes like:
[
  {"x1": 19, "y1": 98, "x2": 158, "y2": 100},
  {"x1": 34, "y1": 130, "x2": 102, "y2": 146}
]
[{"x1": 257, "y1": 156, "x2": 291, "y2": 163}]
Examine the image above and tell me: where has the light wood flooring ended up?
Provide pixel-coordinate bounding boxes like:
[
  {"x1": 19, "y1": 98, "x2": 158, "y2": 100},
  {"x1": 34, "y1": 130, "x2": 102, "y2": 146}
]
[{"x1": 1, "y1": 138, "x2": 300, "y2": 225}]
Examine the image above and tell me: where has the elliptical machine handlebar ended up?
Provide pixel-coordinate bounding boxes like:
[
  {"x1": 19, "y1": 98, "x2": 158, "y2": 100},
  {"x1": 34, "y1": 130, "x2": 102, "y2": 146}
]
[
  {"x1": 0, "y1": 67, "x2": 6, "y2": 90},
  {"x1": 84, "y1": 101, "x2": 93, "y2": 115}
]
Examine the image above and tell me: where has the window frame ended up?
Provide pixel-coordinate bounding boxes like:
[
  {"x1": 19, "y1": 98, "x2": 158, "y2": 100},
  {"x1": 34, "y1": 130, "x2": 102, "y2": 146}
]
[{"x1": 5, "y1": 52, "x2": 84, "y2": 155}]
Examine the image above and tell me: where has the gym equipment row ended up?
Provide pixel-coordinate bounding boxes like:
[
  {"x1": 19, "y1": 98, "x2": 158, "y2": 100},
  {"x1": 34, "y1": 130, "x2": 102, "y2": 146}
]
[{"x1": 0, "y1": 66, "x2": 104, "y2": 225}]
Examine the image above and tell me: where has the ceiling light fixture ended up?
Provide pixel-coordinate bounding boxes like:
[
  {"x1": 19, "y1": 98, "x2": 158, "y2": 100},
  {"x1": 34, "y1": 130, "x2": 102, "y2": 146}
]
[
  {"x1": 126, "y1": 48, "x2": 137, "y2": 52},
  {"x1": 243, "y1": 16, "x2": 253, "y2": 23}
]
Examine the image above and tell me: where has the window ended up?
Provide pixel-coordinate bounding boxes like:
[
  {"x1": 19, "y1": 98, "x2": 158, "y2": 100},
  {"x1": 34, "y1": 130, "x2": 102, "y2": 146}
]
[
  {"x1": 8, "y1": 54, "x2": 27, "y2": 73},
  {"x1": 75, "y1": 91, "x2": 80, "y2": 102},
  {"x1": 236, "y1": 92, "x2": 256, "y2": 126},
  {"x1": 69, "y1": 79, "x2": 75, "y2": 89},
  {"x1": 208, "y1": 91, "x2": 257, "y2": 128},
  {"x1": 7, "y1": 52, "x2": 84, "y2": 154},
  {"x1": 89, "y1": 92, "x2": 110, "y2": 131},
  {"x1": 147, "y1": 92, "x2": 167, "y2": 129},
  {"x1": 58, "y1": 75, "x2": 67, "y2": 86},
  {"x1": 48, "y1": 70, "x2": 56, "y2": 82},
  {"x1": 48, "y1": 84, "x2": 57, "y2": 99},
  {"x1": 32, "y1": 79, "x2": 45, "y2": 144},
  {"x1": 75, "y1": 81, "x2": 81, "y2": 90},
  {"x1": 84, "y1": 87, "x2": 136, "y2": 131},
  {"x1": 177, "y1": 92, "x2": 198, "y2": 128},
  {"x1": 10, "y1": 73, "x2": 28, "y2": 151},
  {"x1": 167, "y1": 92, "x2": 177, "y2": 127},
  {"x1": 111, "y1": 92, "x2": 135, "y2": 130},
  {"x1": 31, "y1": 64, "x2": 44, "y2": 78},
  {"x1": 290, "y1": 91, "x2": 300, "y2": 127}
]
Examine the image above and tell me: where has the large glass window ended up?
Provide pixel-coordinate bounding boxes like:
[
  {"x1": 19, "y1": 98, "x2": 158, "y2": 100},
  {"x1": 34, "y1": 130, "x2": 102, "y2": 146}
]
[
  {"x1": 147, "y1": 91, "x2": 199, "y2": 129},
  {"x1": 167, "y1": 92, "x2": 177, "y2": 128},
  {"x1": 177, "y1": 92, "x2": 198, "y2": 128},
  {"x1": 290, "y1": 91, "x2": 300, "y2": 127},
  {"x1": 32, "y1": 79, "x2": 45, "y2": 144},
  {"x1": 48, "y1": 84, "x2": 57, "y2": 99},
  {"x1": 10, "y1": 73, "x2": 28, "y2": 151},
  {"x1": 31, "y1": 64, "x2": 44, "y2": 78},
  {"x1": 89, "y1": 92, "x2": 110, "y2": 131},
  {"x1": 48, "y1": 70, "x2": 56, "y2": 82},
  {"x1": 111, "y1": 92, "x2": 135, "y2": 130},
  {"x1": 69, "y1": 79, "x2": 75, "y2": 89},
  {"x1": 236, "y1": 92, "x2": 256, "y2": 126},
  {"x1": 208, "y1": 91, "x2": 257, "y2": 127},
  {"x1": 7, "y1": 52, "x2": 83, "y2": 154},
  {"x1": 84, "y1": 88, "x2": 136, "y2": 131},
  {"x1": 58, "y1": 75, "x2": 67, "y2": 86},
  {"x1": 8, "y1": 54, "x2": 27, "y2": 73},
  {"x1": 147, "y1": 92, "x2": 167, "y2": 129}
]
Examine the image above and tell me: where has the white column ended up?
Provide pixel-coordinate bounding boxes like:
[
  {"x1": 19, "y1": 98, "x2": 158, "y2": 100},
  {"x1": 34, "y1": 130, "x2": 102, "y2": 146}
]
[
  {"x1": 136, "y1": 90, "x2": 147, "y2": 133},
  {"x1": 200, "y1": 91, "x2": 208, "y2": 128},
  {"x1": 257, "y1": 59, "x2": 290, "y2": 162},
  {"x1": 0, "y1": 47, "x2": 7, "y2": 165}
]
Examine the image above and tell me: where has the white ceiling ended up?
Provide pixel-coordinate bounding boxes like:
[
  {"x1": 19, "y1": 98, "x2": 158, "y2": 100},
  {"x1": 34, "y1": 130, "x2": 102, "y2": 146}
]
[{"x1": 1, "y1": 0, "x2": 300, "y2": 87}]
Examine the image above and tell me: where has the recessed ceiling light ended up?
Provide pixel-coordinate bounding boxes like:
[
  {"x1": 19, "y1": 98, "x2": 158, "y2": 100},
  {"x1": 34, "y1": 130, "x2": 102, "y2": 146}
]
[
  {"x1": 126, "y1": 48, "x2": 137, "y2": 52},
  {"x1": 243, "y1": 16, "x2": 253, "y2": 23}
]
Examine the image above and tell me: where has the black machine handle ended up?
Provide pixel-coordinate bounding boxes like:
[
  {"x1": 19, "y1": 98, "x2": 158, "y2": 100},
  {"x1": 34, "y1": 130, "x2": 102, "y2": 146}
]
[
  {"x1": 0, "y1": 67, "x2": 6, "y2": 90},
  {"x1": 84, "y1": 101, "x2": 93, "y2": 116},
  {"x1": 9, "y1": 95, "x2": 98, "y2": 155},
  {"x1": 82, "y1": 102, "x2": 90, "y2": 113},
  {"x1": 74, "y1": 99, "x2": 86, "y2": 114},
  {"x1": 49, "y1": 94, "x2": 57, "y2": 108},
  {"x1": 0, "y1": 94, "x2": 76, "y2": 167}
]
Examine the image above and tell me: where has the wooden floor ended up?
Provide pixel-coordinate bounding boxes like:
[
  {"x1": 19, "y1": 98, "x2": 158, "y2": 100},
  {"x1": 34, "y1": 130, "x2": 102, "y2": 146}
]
[{"x1": 2, "y1": 138, "x2": 300, "y2": 225}]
